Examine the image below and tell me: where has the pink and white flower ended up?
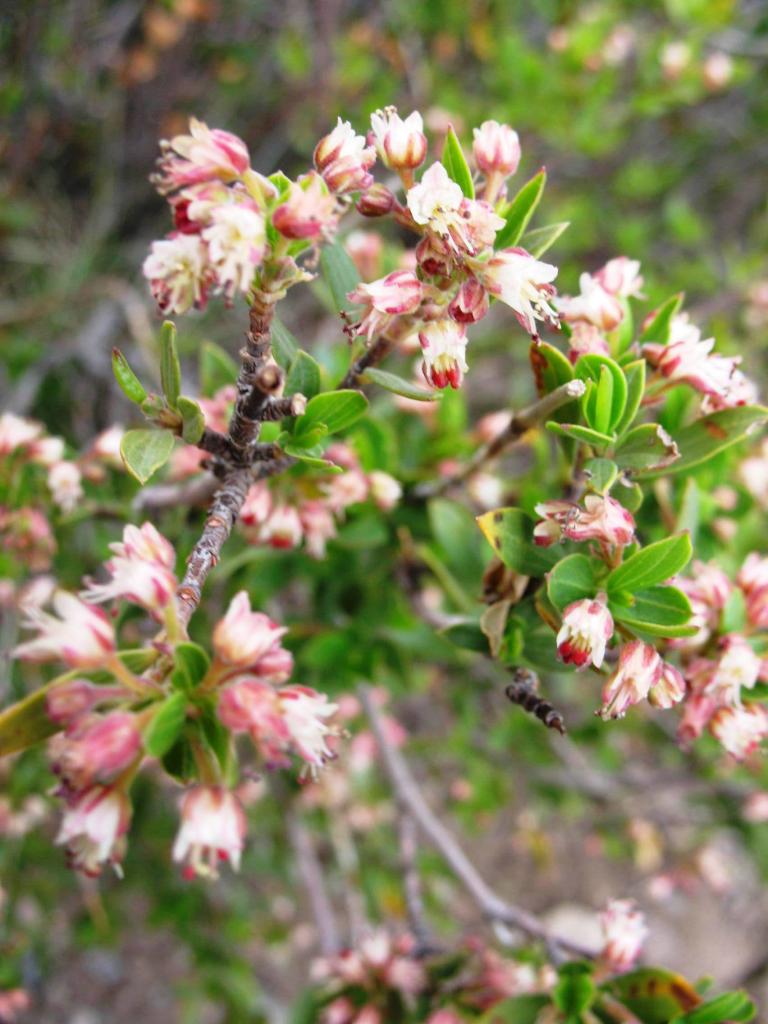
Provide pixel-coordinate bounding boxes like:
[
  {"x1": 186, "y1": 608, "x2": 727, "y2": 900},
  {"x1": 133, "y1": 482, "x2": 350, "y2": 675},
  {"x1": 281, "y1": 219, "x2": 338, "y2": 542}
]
[
  {"x1": 347, "y1": 270, "x2": 422, "y2": 342},
  {"x1": 479, "y1": 247, "x2": 559, "y2": 335},
  {"x1": 50, "y1": 711, "x2": 141, "y2": 792},
  {"x1": 0, "y1": 412, "x2": 42, "y2": 455},
  {"x1": 594, "y1": 257, "x2": 643, "y2": 299},
  {"x1": 419, "y1": 319, "x2": 469, "y2": 390},
  {"x1": 448, "y1": 277, "x2": 489, "y2": 323},
  {"x1": 558, "y1": 273, "x2": 624, "y2": 331},
  {"x1": 110, "y1": 521, "x2": 176, "y2": 570},
  {"x1": 278, "y1": 685, "x2": 339, "y2": 773},
  {"x1": 472, "y1": 120, "x2": 521, "y2": 177},
  {"x1": 406, "y1": 162, "x2": 468, "y2": 250},
  {"x1": 556, "y1": 597, "x2": 613, "y2": 669},
  {"x1": 648, "y1": 661, "x2": 686, "y2": 709},
  {"x1": 299, "y1": 501, "x2": 338, "y2": 559},
  {"x1": 369, "y1": 108, "x2": 427, "y2": 170},
  {"x1": 212, "y1": 591, "x2": 291, "y2": 678},
  {"x1": 56, "y1": 785, "x2": 131, "y2": 876},
  {"x1": 705, "y1": 635, "x2": 760, "y2": 706},
  {"x1": 322, "y1": 469, "x2": 370, "y2": 513},
  {"x1": 15, "y1": 591, "x2": 115, "y2": 668},
  {"x1": 202, "y1": 203, "x2": 266, "y2": 297},
  {"x1": 566, "y1": 322, "x2": 611, "y2": 363},
  {"x1": 710, "y1": 703, "x2": 768, "y2": 760},
  {"x1": 368, "y1": 471, "x2": 403, "y2": 511},
  {"x1": 260, "y1": 504, "x2": 304, "y2": 549},
  {"x1": 142, "y1": 234, "x2": 210, "y2": 314},
  {"x1": 599, "y1": 899, "x2": 648, "y2": 972},
  {"x1": 240, "y1": 481, "x2": 273, "y2": 528},
  {"x1": 172, "y1": 785, "x2": 247, "y2": 878},
  {"x1": 47, "y1": 461, "x2": 83, "y2": 512},
  {"x1": 272, "y1": 172, "x2": 337, "y2": 240},
  {"x1": 601, "y1": 641, "x2": 663, "y2": 719},
  {"x1": 533, "y1": 496, "x2": 635, "y2": 549},
  {"x1": 314, "y1": 118, "x2": 376, "y2": 194},
  {"x1": 81, "y1": 554, "x2": 177, "y2": 619},
  {"x1": 152, "y1": 118, "x2": 250, "y2": 194}
]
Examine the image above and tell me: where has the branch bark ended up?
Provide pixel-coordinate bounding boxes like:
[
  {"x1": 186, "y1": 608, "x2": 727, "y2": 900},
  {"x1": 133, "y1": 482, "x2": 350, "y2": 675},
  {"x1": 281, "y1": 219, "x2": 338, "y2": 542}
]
[
  {"x1": 358, "y1": 684, "x2": 595, "y2": 958},
  {"x1": 288, "y1": 811, "x2": 341, "y2": 956}
]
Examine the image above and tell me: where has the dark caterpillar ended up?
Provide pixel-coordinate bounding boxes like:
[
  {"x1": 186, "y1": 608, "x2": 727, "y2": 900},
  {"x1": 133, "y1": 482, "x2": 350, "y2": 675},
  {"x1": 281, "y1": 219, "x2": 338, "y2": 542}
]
[{"x1": 504, "y1": 668, "x2": 566, "y2": 735}]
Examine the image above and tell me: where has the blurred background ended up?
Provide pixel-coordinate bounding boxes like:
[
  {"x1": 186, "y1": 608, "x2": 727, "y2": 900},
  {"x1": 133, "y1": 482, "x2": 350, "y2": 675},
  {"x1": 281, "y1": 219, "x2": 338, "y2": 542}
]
[{"x1": 2, "y1": 2, "x2": 768, "y2": 1022}]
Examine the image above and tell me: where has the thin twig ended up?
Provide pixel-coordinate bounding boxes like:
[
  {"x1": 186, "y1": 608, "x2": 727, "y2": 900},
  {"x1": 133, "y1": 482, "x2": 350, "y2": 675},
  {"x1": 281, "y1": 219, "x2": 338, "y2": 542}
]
[
  {"x1": 288, "y1": 812, "x2": 341, "y2": 956},
  {"x1": 414, "y1": 379, "x2": 586, "y2": 499},
  {"x1": 396, "y1": 810, "x2": 435, "y2": 954},
  {"x1": 358, "y1": 684, "x2": 594, "y2": 958},
  {"x1": 338, "y1": 335, "x2": 392, "y2": 390}
]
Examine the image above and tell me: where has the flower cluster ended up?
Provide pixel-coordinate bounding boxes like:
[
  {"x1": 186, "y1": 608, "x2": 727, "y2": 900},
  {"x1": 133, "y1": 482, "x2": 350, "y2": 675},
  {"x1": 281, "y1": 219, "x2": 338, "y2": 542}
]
[
  {"x1": 11, "y1": 522, "x2": 339, "y2": 877},
  {"x1": 236, "y1": 443, "x2": 401, "y2": 558}
]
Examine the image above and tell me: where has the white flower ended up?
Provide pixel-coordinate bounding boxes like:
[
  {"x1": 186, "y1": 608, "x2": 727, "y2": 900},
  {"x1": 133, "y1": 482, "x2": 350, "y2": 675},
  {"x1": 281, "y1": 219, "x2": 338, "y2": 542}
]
[
  {"x1": 81, "y1": 556, "x2": 177, "y2": 619},
  {"x1": 599, "y1": 899, "x2": 648, "y2": 972},
  {"x1": 710, "y1": 704, "x2": 768, "y2": 760},
  {"x1": 143, "y1": 234, "x2": 210, "y2": 314},
  {"x1": 0, "y1": 412, "x2": 42, "y2": 455},
  {"x1": 212, "y1": 590, "x2": 289, "y2": 673},
  {"x1": 203, "y1": 204, "x2": 266, "y2": 297},
  {"x1": 556, "y1": 597, "x2": 613, "y2": 670},
  {"x1": 278, "y1": 686, "x2": 339, "y2": 771},
  {"x1": 172, "y1": 786, "x2": 247, "y2": 878},
  {"x1": 480, "y1": 248, "x2": 559, "y2": 335},
  {"x1": 594, "y1": 256, "x2": 644, "y2": 298},
  {"x1": 419, "y1": 319, "x2": 469, "y2": 390},
  {"x1": 47, "y1": 461, "x2": 83, "y2": 512},
  {"x1": 368, "y1": 471, "x2": 403, "y2": 511},
  {"x1": 56, "y1": 786, "x2": 130, "y2": 876},
  {"x1": 406, "y1": 163, "x2": 464, "y2": 238},
  {"x1": 15, "y1": 591, "x2": 115, "y2": 668},
  {"x1": 558, "y1": 272, "x2": 623, "y2": 330}
]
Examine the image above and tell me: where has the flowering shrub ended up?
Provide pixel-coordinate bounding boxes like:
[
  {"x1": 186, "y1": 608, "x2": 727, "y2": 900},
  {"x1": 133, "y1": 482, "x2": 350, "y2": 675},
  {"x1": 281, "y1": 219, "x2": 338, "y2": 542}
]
[{"x1": 2, "y1": 105, "x2": 766, "y2": 1021}]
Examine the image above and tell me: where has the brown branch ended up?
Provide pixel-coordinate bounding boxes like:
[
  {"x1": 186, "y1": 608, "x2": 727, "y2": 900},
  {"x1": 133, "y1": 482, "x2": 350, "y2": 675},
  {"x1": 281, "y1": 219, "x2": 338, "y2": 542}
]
[
  {"x1": 396, "y1": 810, "x2": 435, "y2": 954},
  {"x1": 134, "y1": 473, "x2": 218, "y2": 514},
  {"x1": 413, "y1": 379, "x2": 587, "y2": 500},
  {"x1": 358, "y1": 684, "x2": 595, "y2": 958},
  {"x1": 338, "y1": 335, "x2": 392, "y2": 390},
  {"x1": 287, "y1": 811, "x2": 341, "y2": 956}
]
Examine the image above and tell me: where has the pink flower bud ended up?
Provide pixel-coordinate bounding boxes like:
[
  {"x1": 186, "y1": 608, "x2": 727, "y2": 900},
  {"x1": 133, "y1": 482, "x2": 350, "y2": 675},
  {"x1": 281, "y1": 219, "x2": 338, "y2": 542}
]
[
  {"x1": 369, "y1": 108, "x2": 427, "y2": 170},
  {"x1": 648, "y1": 661, "x2": 686, "y2": 708},
  {"x1": 240, "y1": 482, "x2": 273, "y2": 527},
  {"x1": 50, "y1": 711, "x2": 141, "y2": 791},
  {"x1": 299, "y1": 501, "x2": 337, "y2": 559},
  {"x1": 448, "y1": 277, "x2": 489, "y2": 323},
  {"x1": 419, "y1": 320, "x2": 469, "y2": 390},
  {"x1": 558, "y1": 273, "x2": 624, "y2": 331},
  {"x1": 14, "y1": 592, "x2": 115, "y2": 669},
  {"x1": 710, "y1": 703, "x2": 768, "y2": 760},
  {"x1": 56, "y1": 785, "x2": 131, "y2": 876},
  {"x1": 356, "y1": 183, "x2": 397, "y2": 217},
  {"x1": 212, "y1": 591, "x2": 291, "y2": 678},
  {"x1": 599, "y1": 899, "x2": 648, "y2": 972},
  {"x1": 260, "y1": 504, "x2": 304, "y2": 549},
  {"x1": 112, "y1": 521, "x2": 176, "y2": 569},
  {"x1": 556, "y1": 597, "x2": 613, "y2": 669},
  {"x1": 46, "y1": 679, "x2": 115, "y2": 726},
  {"x1": 272, "y1": 172, "x2": 337, "y2": 240},
  {"x1": 314, "y1": 118, "x2": 376, "y2": 195},
  {"x1": 172, "y1": 785, "x2": 247, "y2": 878},
  {"x1": 151, "y1": 118, "x2": 250, "y2": 195},
  {"x1": 472, "y1": 120, "x2": 521, "y2": 177},
  {"x1": 594, "y1": 256, "x2": 643, "y2": 298},
  {"x1": 601, "y1": 641, "x2": 663, "y2": 719},
  {"x1": 347, "y1": 270, "x2": 422, "y2": 342}
]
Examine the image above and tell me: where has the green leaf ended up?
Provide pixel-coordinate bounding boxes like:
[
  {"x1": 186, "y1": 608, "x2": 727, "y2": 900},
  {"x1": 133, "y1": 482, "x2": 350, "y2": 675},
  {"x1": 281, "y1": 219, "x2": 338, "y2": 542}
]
[
  {"x1": 171, "y1": 642, "x2": 211, "y2": 692},
  {"x1": 613, "y1": 296, "x2": 635, "y2": 356},
  {"x1": 639, "y1": 292, "x2": 684, "y2": 343},
  {"x1": 319, "y1": 240, "x2": 360, "y2": 312},
  {"x1": 607, "y1": 534, "x2": 692, "y2": 595},
  {"x1": 614, "y1": 423, "x2": 680, "y2": 472},
  {"x1": 284, "y1": 425, "x2": 328, "y2": 451},
  {"x1": 547, "y1": 554, "x2": 603, "y2": 611},
  {"x1": 120, "y1": 428, "x2": 175, "y2": 485},
  {"x1": 546, "y1": 421, "x2": 615, "y2": 448},
  {"x1": 521, "y1": 220, "x2": 569, "y2": 258},
  {"x1": 610, "y1": 585, "x2": 696, "y2": 637},
  {"x1": 299, "y1": 390, "x2": 368, "y2": 434},
  {"x1": 584, "y1": 457, "x2": 618, "y2": 494},
  {"x1": 553, "y1": 963, "x2": 596, "y2": 1015},
  {"x1": 160, "y1": 320, "x2": 181, "y2": 409},
  {"x1": 575, "y1": 354, "x2": 627, "y2": 435},
  {"x1": 609, "y1": 967, "x2": 701, "y2": 1023},
  {"x1": 144, "y1": 693, "x2": 188, "y2": 758},
  {"x1": 112, "y1": 348, "x2": 147, "y2": 404},
  {"x1": 271, "y1": 316, "x2": 300, "y2": 370},
  {"x1": 177, "y1": 396, "x2": 206, "y2": 444},
  {"x1": 361, "y1": 367, "x2": 440, "y2": 401},
  {"x1": 285, "y1": 350, "x2": 322, "y2": 399},
  {"x1": 480, "y1": 994, "x2": 550, "y2": 1024},
  {"x1": 476, "y1": 507, "x2": 560, "y2": 576},
  {"x1": 637, "y1": 406, "x2": 768, "y2": 479},
  {"x1": 672, "y1": 990, "x2": 755, "y2": 1023},
  {"x1": 0, "y1": 679, "x2": 63, "y2": 756},
  {"x1": 495, "y1": 169, "x2": 546, "y2": 249},
  {"x1": 441, "y1": 124, "x2": 475, "y2": 198},
  {"x1": 200, "y1": 341, "x2": 238, "y2": 397}
]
